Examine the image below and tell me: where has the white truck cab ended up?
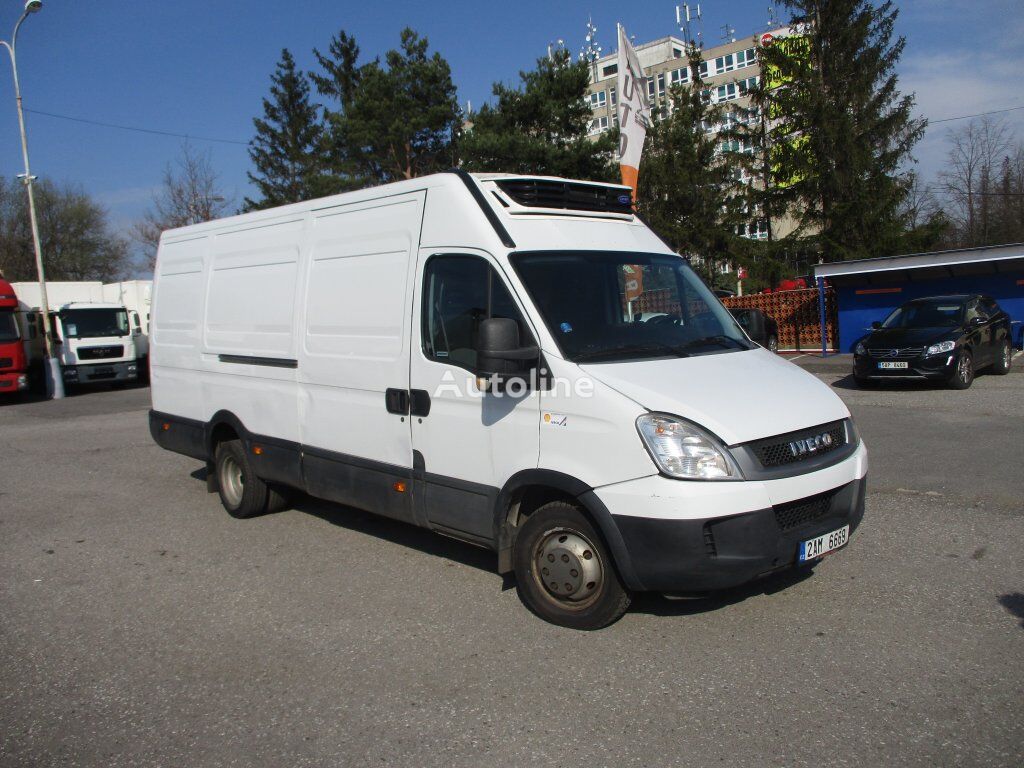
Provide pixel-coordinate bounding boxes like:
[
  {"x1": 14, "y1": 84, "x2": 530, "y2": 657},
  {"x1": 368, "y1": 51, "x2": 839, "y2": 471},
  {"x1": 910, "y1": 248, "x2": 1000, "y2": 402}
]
[
  {"x1": 53, "y1": 302, "x2": 139, "y2": 387},
  {"x1": 149, "y1": 171, "x2": 866, "y2": 629}
]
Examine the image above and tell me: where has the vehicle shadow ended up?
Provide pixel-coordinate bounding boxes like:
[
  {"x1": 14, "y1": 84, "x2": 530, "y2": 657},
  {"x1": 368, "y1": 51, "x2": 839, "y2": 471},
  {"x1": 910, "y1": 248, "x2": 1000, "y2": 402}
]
[
  {"x1": 630, "y1": 567, "x2": 816, "y2": 618},
  {"x1": 188, "y1": 465, "x2": 823, "y2": 620},
  {"x1": 997, "y1": 593, "x2": 1024, "y2": 629},
  {"x1": 831, "y1": 373, "x2": 945, "y2": 392},
  {"x1": 188, "y1": 466, "x2": 502, "y2": 578}
]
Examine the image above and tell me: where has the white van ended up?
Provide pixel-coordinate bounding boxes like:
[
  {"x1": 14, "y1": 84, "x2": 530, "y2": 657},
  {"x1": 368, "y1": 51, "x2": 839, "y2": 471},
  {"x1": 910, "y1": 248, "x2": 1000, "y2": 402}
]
[{"x1": 149, "y1": 172, "x2": 866, "y2": 629}]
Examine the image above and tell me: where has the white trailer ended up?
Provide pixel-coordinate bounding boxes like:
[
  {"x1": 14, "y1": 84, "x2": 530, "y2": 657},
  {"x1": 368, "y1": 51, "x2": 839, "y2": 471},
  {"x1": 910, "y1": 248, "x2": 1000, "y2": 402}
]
[{"x1": 102, "y1": 280, "x2": 152, "y2": 361}]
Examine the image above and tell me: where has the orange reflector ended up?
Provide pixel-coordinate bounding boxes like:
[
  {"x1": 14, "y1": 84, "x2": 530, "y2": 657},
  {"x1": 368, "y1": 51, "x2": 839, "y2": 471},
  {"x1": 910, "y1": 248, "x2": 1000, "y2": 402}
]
[
  {"x1": 162, "y1": 423, "x2": 170, "y2": 431},
  {"x1": 253, "y1": 445, "x2": 263, "y2": 455},
  {"x1": 393, "y1": 481, "x2": 407, "y2": 493}
]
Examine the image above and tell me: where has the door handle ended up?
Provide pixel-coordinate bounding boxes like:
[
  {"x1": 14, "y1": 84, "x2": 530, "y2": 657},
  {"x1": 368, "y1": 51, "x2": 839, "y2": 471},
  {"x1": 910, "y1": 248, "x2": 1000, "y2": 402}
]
[
  {"x1": 385, "y1": 388, "x2": 410, "y2": 415},
  {"x1": 410, "y1": 389, "x2": 431, "y2": 417}
]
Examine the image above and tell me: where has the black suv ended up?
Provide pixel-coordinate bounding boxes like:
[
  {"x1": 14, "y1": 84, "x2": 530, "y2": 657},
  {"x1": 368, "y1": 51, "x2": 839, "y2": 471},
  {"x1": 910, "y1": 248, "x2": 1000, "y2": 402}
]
[{"x1": 853, "y1": 294, "x2": 1013, "y2": 389}]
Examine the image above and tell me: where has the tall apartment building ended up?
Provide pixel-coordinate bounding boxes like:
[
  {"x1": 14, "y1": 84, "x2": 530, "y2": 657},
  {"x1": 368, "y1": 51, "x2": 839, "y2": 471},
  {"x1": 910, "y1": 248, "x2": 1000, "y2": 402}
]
[{"x1": 585, "y1": 29, "x2": 791, "y2": 242}]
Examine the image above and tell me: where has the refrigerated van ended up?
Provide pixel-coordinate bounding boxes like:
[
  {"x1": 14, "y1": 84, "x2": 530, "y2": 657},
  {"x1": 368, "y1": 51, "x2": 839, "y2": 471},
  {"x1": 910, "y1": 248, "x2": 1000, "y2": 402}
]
[{"x1": 149, "y1": 171, "x2": 867, "y2": 629}]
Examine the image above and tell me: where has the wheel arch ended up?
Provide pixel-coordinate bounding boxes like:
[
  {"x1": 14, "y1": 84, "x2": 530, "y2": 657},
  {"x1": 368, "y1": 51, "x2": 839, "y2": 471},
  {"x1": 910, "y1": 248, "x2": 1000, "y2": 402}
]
[{"x1": 493, "y1": 469, "x2": 644, "y2": 590}]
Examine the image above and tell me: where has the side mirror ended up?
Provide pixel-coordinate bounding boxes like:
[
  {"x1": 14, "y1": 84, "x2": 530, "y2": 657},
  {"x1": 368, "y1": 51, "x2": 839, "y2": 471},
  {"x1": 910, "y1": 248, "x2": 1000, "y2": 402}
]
[
  {"x1": 476, "y1": 317, "x2": 538, "y2": 377},
  {"x1": 871, "y1": 321, "x2": 882, "y2": 330},
  {"x1": 132, "y1": 327, "x2": 142, "y2": 336},
  {"x1": 969, "y1": 315, "x2": 986, "y2": 327}
]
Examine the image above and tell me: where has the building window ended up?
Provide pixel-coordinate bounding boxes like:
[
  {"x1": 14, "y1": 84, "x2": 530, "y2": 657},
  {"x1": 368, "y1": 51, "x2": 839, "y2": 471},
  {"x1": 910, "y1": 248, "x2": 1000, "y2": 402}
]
[
  {"x1": 738, "y1": 76, "x2": 759, "y2": 96},
  {"x1": 648, "y1": 77, "x2": 656, "y2": 99},
  {"x1": 736, "y1": 47, "x2": 757, "y2": 68},
  {"x1": 699, "y1": 61, "x2": 709, "y2": 78},
  {"x1": 669, "y1": 67, "x2": 689, "y2": 86},
  {"x1": 589, "y1": 116, "x2": 610, "y2": 134},
  {"x1": 657, "y1": 73, "x2": 665, "y2": 96},
  {"x1": 589, "y1": 91, "x2": 607, "y2": 108},
  {"x1": 673, "y1": 47, "x2": 683, "y2": 58},
  {"x1": 610, "y1": 87, "x2": 617, "y2": 106},
  {"x1": 602, "y1": 63, "x2": 618, "y2": 78}
]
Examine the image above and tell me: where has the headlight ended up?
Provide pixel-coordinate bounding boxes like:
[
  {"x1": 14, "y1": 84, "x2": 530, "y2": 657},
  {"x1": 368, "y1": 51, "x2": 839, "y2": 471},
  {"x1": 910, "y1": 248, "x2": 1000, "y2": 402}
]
[
  {"x1": 636, "y1": 414, "x2": 741, "y2": 480},
  {"x1": 925, "y1": 340, "x2": 955, "y2": 356},
  {"x1": 855, "y1": 341, "x2": 866, "y2": 356}
]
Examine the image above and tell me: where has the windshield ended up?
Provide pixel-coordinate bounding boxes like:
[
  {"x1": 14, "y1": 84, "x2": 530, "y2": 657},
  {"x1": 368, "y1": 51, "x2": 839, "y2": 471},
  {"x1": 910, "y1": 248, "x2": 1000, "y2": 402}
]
[
  {"x1": 882, "y1": 301, "x2": 964, "y2": 329},
  {"x1": 511, "y1": 251, "x2": 752, "y2": 362},
  {"x1": 0, "y1": 310, "x2": 18, "y2": 343},
  {"x1": 60, "y1": 308, "x2": 130, "y2": 339}
]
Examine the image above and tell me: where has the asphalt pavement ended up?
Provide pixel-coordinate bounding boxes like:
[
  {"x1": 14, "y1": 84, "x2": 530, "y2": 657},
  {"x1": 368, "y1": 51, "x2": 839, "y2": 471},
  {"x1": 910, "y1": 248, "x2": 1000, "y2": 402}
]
[{"x1": 1, "y1": 368, "x2": 1022, "y2": 767}]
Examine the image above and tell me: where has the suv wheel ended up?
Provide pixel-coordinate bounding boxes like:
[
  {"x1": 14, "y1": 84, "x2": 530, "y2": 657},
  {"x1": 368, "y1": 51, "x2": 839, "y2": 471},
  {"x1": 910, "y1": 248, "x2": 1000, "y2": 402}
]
[
  {"x1": 949, "y1": 351, "x2": 974, "y2": 390},
  {"x1": 992, "y1": 340, "x2": 1012, "y2": 375}
]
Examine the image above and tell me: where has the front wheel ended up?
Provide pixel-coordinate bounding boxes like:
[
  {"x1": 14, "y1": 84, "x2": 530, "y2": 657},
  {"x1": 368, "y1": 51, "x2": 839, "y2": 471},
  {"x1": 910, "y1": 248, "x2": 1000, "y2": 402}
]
[
  {"x1": 513, "y1": 502, "x2": 631, "y2": 630},
  {"x1": 949, "y1": 351, "x2": 974, "y2": 390},
  {"x1": 766, "y1": 335, "x2": 779, "y2": 354}
]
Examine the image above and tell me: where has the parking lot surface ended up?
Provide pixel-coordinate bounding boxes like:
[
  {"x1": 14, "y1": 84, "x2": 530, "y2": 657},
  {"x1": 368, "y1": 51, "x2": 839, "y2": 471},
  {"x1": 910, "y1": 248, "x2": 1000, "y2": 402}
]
[{"x1": 1, "y1": 369, "x2": 1022, "y2": 767}]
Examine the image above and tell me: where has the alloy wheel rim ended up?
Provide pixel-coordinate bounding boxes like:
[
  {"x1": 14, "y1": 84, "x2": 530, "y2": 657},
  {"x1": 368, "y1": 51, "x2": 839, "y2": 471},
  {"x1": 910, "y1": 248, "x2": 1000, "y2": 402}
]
[
  {"x1": 959, "y1": 356, "x2": 972, "y2": 383},
  {"x1": 219, "y1": 455, "x2": 245, "y2": 507},
  {"x1": 532, "y1": 528, "x2": 603, "y2": 608}
]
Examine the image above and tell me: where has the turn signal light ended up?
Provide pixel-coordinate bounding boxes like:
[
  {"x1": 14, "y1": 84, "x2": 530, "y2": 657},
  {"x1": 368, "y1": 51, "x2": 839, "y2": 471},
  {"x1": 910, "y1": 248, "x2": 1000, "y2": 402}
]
[
  {"x1": 162, "y1": 423, "x2": 170, "y2": 431},
  {"x1": 253, "y1": 445, "x2": 264, "y2": 456},
  {"x1": 393, "y1": 481, "x2": 407, "y2": 493}
]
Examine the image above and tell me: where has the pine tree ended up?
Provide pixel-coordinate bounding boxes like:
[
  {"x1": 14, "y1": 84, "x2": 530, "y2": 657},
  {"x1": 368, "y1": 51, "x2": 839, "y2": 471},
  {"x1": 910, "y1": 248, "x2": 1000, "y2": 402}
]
[
  {"x1": 314, "y1": 29, "x2": 460, "y2": 184},
  {"x1": 461, "y1": 49, "x2": 616, "y2": 180},
  {"x1": 752, "y1": 0, "x2": 925, "y2": 261},
  {"x1": 244, "y1": 49, "x2": 329, "y2": 211},
  {"x1": 637, "y1": 45, "x2": 749, "y2": 284}
]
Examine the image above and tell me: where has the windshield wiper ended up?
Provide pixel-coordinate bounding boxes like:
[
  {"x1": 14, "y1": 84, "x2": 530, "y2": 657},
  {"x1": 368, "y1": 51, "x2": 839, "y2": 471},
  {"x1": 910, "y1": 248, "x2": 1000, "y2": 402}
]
[
  {"x1": 679, "y1": 335, "x2": 747, "y2": 351},
  {"x1": 574, "y1": 343, "x2": 691, "y2": 362}
]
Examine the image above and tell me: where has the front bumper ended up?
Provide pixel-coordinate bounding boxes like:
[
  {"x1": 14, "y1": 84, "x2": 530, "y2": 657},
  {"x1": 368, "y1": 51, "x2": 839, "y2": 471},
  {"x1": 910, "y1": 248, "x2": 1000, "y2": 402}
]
[
  {"x1": 592, "y1": 442, "x2": 868, "y2": 592},
  {"x1": 64, "y1": 361, "x2": 138, "y2": 384},
  {"x1": 611, "y1": 477, "x2": 865, "y2": 592},
  {"x1": 0, "y1": 371, "x2": 28, "y2": 392},
  {"x1": 854, "y1": 351, "x2": 958, "y2": 380}
]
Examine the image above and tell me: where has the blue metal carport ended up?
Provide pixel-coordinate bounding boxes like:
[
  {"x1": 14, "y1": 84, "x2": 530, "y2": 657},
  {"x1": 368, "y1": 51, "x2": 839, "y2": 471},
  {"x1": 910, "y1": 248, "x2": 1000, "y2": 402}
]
[{"x1": 813, "y1": 243, "x2": 1024, "y2": 353}]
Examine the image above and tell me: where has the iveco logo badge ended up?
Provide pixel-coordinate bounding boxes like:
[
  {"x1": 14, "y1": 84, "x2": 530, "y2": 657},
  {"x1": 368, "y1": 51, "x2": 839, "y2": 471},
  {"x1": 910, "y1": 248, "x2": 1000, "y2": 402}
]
[
  {"x1": 617, "y1": 194, "x2": 631, "y2": 205},
  {"x1": 788, "y1": 432, "x2": 834, "y2": 457}
]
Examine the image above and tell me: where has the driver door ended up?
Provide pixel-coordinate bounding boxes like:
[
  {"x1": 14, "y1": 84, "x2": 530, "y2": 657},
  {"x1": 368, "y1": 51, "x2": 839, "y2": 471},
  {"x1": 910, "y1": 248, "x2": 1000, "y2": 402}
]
[{"x1": 408, "y1": 250, "x2": 540, "y2": 543}]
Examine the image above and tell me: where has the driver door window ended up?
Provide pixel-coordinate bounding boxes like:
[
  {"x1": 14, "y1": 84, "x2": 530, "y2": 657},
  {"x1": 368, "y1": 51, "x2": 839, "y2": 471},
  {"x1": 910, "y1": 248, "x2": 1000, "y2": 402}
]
[{"x1": 422, "y1": 255, "x2": 533, "y2": 373}]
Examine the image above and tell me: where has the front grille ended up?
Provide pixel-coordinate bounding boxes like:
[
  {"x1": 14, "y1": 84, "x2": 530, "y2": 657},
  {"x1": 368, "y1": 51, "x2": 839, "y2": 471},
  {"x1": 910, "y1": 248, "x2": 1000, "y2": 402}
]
[
  {"x1": 774, "y1": 489, "x2": 838, "y2": 532},
  {"x1": 0, "y1": 356, "x2": 12, "y2": 369},
  {"x1": 78, "y1": 345, "x2": 123, "y2": 360},
  {"x1": 750, "y1": 421, "x2": 846, "y2": 468},
  {"x1": 495, "y1": 179, "x2": 633, "y2": 214},
  {"x1": 868, "y1": 347, "x2": 924, "y2": 359}
]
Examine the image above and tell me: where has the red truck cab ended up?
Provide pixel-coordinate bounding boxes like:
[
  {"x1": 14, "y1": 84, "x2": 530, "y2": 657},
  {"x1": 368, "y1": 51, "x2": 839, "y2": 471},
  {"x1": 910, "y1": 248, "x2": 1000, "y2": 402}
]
[{"x1": 0, "y1": 277, "x2": 29, "y2": 395}]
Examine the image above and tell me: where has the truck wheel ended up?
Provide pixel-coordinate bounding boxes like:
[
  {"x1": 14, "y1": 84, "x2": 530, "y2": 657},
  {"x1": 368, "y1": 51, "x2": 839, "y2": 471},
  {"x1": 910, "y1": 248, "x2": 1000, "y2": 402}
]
[
  {"x1": 949, "y1": 351, "x2": 974, "y2": 390},
  {"x1": 992, "y1": 341, "x2": 1012, "y2": 375},
  {"x1": 214, "y1": 439, "x2": 270, "y2": 518},
  {"x1": 513, "y1": 501, "x2": 631, "y2": 630}
]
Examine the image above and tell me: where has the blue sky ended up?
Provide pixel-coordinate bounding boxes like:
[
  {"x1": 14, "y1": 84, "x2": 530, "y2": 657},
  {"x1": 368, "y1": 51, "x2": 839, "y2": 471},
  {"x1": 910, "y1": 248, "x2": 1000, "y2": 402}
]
[{"x1": 0, "y1": 0, "x2": 1020, "y2": 270}]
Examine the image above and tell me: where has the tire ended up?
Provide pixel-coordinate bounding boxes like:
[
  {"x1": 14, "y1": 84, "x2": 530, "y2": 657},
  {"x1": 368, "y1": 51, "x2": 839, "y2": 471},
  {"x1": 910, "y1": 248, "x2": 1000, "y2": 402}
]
[
  {"x1": 513, "y1": 501, "x2": 631, "y2": 630},
  {"x1": 766, "y1": 335, "x2": 779, "y2": 354},
  {"x1": 992, "y1": 340, "x2": 1012, "y2": 375},
  {"x1": 949, "y1": 350, "x2": 974, "y2": 390},
  {"x1": 214, "y1": 439, "x2": 271, "y2": 518}
]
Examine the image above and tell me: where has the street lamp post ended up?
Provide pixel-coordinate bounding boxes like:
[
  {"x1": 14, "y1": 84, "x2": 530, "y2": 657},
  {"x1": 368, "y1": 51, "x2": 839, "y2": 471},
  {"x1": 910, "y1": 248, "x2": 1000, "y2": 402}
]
[{"x1": 1, "y1": 0, "x2": 63, "y2": 399}]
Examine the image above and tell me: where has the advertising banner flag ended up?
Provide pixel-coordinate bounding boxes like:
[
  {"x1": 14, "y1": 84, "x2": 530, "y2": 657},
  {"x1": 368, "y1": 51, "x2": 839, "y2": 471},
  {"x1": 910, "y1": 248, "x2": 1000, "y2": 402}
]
[{"x1": 616, "y1": 24, "x2": 651, "y2": 197}]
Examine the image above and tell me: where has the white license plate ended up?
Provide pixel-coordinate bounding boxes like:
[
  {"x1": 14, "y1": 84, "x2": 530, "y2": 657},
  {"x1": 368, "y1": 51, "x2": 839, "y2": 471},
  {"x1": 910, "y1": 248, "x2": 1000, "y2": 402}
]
[
  {"x1": 877, "y1": 361, "x2": 908, "y2": 369},
  {"x1": 799, "y1": 525, "x2": 849, "y2": 562}
]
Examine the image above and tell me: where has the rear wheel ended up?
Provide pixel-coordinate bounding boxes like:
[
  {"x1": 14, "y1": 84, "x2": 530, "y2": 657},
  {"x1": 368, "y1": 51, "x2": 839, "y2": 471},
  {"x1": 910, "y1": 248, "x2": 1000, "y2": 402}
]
[
  {"x1": 766, "y1": 335, "x2": 779, "y2": 354},
  {"x1": 214, "y1": 439, "x2": 270, "y2": 518},
  {"x1": 992, "y1": 340, "x2": 1012, "y2": 375},
  {"x1": 949, "y1": 351, "x2": 974, "y2": 390},
  {"x1": 513, "y1": 501, "x2": 631, "y2": 630}
]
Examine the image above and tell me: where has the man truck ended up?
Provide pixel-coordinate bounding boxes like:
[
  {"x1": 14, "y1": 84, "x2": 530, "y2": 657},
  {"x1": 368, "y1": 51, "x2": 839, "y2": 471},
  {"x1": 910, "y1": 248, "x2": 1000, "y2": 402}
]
[{"x1": 0, "y1": 277, "x2": 29, "y2": 397}]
